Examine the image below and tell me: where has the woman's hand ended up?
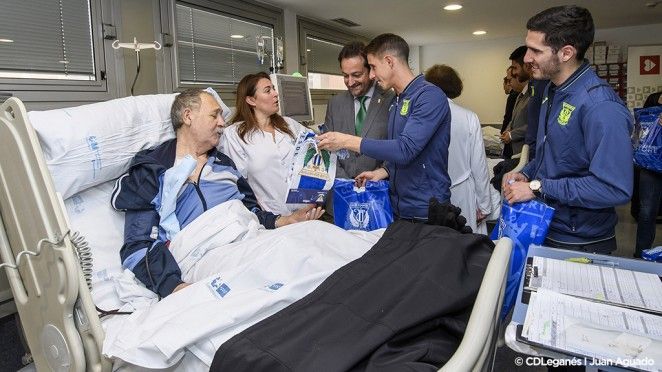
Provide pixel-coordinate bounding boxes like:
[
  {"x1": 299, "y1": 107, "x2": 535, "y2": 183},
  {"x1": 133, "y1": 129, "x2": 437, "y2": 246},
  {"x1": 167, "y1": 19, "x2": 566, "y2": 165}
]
[
  {"x1": 275, "y1": 205, "x2": 325, "y2": 227},
  {"x1": 476, "y1": 209, "x2": 487, "y2": 223}
]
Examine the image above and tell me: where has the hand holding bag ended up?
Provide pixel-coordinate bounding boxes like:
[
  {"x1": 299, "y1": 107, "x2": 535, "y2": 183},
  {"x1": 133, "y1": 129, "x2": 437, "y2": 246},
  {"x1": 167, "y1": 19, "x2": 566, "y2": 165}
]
[{"x1": 333, "y1": 179, "x2": 393, "y2": 231}]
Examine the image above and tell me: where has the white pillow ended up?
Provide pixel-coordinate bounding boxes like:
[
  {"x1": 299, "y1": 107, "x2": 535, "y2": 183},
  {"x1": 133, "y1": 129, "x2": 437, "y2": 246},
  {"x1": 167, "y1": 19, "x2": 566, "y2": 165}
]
[
  {"x1": 29, "y1": 89, "x2": 231, "y2": 199},
  {"x1": 29, "y1": 94, "x2": 178, "y2": 199},
  {"x1": 64, "y1": 180, "x2": 125, "y2": 275}
]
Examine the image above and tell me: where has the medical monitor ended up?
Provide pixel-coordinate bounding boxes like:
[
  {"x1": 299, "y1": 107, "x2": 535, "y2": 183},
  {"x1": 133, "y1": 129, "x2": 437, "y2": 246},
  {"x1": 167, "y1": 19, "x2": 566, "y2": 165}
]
[{"x1": 270, "y1": 73, "x2": 314, "y2": 122}]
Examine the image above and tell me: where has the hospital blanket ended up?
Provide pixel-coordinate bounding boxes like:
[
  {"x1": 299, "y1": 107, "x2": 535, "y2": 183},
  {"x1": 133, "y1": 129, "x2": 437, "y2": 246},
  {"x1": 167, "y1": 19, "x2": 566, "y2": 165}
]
[
  {"x1": 210, "y1": 221, "x2": 495, "y2": 371},
  {"x1": 102, "y1": 200, "x2": 379, "y2": 368}
]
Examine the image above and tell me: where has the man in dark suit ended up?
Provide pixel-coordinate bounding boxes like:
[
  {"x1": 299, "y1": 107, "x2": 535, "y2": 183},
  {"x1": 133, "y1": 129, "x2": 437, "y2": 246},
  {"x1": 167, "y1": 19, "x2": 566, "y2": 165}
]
[{"x1": 324, "y1": 41, "x2": 394, "y2": 180}]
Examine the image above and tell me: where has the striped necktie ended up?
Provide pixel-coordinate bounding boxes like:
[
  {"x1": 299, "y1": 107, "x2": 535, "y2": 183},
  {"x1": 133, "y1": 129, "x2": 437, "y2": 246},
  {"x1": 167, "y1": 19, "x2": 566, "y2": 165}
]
[{"x1": 355, "y1": 95, "x2": 368, "y2": 135}]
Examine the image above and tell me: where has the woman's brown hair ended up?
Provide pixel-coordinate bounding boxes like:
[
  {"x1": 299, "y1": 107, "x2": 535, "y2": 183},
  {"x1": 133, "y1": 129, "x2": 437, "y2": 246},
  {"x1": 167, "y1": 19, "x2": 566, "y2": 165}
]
[
  {"x1": 231, "y1": 71, "x2": 294, "y2": 143},
  {"x1": 424, "y1": 64, "x2": 463, "y2": 99}
]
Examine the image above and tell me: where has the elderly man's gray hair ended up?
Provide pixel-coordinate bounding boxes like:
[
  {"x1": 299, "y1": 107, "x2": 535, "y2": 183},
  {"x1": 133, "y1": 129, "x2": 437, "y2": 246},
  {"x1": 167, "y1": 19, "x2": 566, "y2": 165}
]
[{"x1": 170, "y1": 88, "x2": 210, "y2": 131}]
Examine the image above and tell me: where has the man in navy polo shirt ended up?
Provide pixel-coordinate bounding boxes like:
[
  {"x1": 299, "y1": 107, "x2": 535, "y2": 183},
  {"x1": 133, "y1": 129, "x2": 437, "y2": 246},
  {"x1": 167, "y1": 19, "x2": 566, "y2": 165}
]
[
  {"x1": 503, "y1": 6, "x2": 633, "y2": 253},
  {"x1": 318, "y1": 33, "x2": 451, "y2": 222}
]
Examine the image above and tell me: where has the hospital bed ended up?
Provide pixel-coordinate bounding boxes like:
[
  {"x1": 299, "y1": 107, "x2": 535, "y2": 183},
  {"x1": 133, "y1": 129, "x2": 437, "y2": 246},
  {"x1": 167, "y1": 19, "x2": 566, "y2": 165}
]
[{"x1": 0, "y1": 95, "x2": 512, "y2": 371}]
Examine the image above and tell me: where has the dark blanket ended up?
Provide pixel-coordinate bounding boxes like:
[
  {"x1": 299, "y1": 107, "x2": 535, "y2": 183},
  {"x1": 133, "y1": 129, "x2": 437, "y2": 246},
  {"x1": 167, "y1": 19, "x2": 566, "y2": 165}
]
[{"x1": 210, "y1": 221, "x2": 494, "y2": 372}]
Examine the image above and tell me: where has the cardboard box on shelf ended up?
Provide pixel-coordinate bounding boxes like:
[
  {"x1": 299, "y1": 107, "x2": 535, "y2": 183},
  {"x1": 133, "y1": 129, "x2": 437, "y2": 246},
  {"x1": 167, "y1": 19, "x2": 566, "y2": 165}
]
[
  {"x1": 606, "y1": 45, "x2": 622, "y2": 63},
  {"x1": 586, "y1": 45, "x2": 594, "y2": 64},
  {"x1": 593, "y1": 42, "x2": 607, "y2": 64}
]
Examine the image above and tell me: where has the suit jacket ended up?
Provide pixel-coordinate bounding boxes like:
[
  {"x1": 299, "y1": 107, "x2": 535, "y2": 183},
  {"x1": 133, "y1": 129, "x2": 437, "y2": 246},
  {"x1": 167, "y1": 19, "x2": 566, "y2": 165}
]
[
  {"x1": 324, "y1": 83, "x2": 394, "y2": 179},
  {"x1": 505, "y1": 88, "x2": 531, "y2": 156}
]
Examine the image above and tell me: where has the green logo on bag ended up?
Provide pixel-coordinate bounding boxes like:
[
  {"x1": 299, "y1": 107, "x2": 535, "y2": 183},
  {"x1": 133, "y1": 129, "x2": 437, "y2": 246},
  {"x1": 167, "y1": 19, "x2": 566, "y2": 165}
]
[
  {"x1": 557, "y1": 102, "x2": 575, "y2": 126},
  {"x1": 400, "y1": 99, "x2": 410, "y2": 116}
]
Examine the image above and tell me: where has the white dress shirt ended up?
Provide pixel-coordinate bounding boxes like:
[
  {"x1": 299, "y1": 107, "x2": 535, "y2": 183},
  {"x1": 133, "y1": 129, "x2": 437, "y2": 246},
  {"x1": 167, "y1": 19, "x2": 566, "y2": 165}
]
[
  {"x1": 221, "y1": 117, "x2": 309, "y2": 216},
  {"x1": 353, "y1": 82, "x2": 376, "y2": 118}
]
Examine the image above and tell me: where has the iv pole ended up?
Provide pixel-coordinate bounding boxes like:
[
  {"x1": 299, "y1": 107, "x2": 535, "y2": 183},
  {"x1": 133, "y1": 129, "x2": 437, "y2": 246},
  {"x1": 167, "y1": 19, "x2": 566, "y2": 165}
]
[{"x1": 112, "y1": 37, "x2": 162, "y2": 95}]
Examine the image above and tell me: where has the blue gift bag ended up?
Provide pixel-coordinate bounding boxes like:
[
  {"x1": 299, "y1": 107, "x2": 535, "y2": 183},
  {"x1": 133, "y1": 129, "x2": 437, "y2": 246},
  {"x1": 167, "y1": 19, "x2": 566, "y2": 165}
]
[
  {"x1": 333, "y1": 179, "x2": 393, "y2": 231},
  {"x1": 633, "y1": 106, "x2": 662, "y2": 172},
  {"x1": 490, "y1": 199, "x2": 555, "y2": 319}
]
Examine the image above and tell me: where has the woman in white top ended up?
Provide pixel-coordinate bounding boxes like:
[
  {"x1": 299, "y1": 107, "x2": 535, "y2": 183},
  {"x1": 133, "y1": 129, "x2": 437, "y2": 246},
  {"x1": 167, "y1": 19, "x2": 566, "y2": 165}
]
[
  {"x1": 425, "y1": 65, "x2": 495, "y2": 234},
  {"x1": 222, "y1": 72, "x2": 318, "y2": 216}
]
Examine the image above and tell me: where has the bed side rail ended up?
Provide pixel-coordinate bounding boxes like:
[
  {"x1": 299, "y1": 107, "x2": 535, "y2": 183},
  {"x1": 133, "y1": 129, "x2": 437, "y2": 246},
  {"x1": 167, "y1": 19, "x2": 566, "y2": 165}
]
[
  {"x1": 0, "y1": 97, "x2": 109, "y2": 372},
  {"x1": 439, "y1": 237, "x2": 512, "y2": 372},
  {"x1": 511, "y1": 144, "x2": 529, "y2": 173}
]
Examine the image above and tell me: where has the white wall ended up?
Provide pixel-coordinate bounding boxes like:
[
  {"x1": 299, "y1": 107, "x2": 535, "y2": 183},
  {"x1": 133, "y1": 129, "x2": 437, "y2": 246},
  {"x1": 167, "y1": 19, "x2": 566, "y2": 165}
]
[
  {"x1": 421, "y1": 35, "x2": 523, "y2": 125},
  {"x1": 119, "y1": 0, "x2": 158, "y2": 95},
  {"x1": 420, "y1": 22, "x2": 662, "y2": 125},
  {"x1": 283, "y1": 8, "x2": 299, "y2": 75}
]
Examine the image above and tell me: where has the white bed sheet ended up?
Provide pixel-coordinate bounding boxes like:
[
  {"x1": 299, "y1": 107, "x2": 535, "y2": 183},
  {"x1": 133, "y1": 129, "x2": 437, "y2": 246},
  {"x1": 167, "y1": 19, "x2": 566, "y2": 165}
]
[{"x1": 97, "y1": 201, "x2": 381, "y2": 369}]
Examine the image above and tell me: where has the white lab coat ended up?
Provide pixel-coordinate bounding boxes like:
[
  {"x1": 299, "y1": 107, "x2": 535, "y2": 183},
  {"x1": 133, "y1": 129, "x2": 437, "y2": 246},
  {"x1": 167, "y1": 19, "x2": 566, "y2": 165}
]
[
  {"x1": 220, "y1": 116, "x2": 308, "y2": 216},
  {"x1": 447, "y1": 99, "x2": 493, "y2": 234}
]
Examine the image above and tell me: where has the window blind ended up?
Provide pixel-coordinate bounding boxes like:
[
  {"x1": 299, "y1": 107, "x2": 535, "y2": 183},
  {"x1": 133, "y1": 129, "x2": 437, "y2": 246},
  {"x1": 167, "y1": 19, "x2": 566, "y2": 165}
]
[
  {"x1": 305, "y1": 36, "x2": 343, "y2": 75},
  {"x1": 176, "y1": 3, "x2": 274, "y2": 85},
  {"x1": 0, "y1": 0, "x2": 95, "y2": 80}
]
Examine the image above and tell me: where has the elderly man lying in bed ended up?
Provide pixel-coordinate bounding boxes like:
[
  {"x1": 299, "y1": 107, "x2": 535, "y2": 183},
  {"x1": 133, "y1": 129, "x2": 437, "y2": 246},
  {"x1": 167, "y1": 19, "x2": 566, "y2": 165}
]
[{"x1": 111, "y1": 88, "x2": 324, "y2": 298}]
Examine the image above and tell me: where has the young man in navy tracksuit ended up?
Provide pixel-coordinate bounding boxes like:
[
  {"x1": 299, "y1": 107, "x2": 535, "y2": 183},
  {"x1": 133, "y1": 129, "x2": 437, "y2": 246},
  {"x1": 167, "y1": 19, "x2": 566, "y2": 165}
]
[
  {"x1": 318, "y1": 33, "x2": 451, "y2": 222},
  {"x1": 503, "y1": 6, "x2": 633, "y2": 254}
]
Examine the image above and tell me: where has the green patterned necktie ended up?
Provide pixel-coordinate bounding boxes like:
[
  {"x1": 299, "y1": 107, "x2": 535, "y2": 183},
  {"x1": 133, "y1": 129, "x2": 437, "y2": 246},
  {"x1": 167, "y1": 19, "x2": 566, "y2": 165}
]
[{"x1": 355, "y1": 95, "x2": 368, "y2": 135}]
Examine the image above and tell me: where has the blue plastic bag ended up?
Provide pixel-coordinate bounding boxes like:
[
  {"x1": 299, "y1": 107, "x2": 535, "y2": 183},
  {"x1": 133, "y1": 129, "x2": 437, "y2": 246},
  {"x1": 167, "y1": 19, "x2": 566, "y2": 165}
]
[
  {"x1": 333, "y1": 179, "x2": 393, "y2": 231},
  {"x1": 642, "y1": 246, "x2": 662, "y2": 262},
  {"x1": 633, "y1": 106, "x2": 662, "y2": 172},
  {"x1": 490, "y1": 199, "x2": 555, "y2": 319}
]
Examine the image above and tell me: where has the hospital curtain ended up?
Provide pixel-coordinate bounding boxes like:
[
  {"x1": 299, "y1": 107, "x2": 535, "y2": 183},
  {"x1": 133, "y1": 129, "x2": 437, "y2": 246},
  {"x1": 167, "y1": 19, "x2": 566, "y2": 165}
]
[
  {"x1": 175, "y1": 3, "x2": 274, "y2": 85},
  {"x1": 0, "y1": 0, "x2": 95, "y2": 80},
  {"x1": 305, "y1": 36, "x2": 343, "y2": 75}
]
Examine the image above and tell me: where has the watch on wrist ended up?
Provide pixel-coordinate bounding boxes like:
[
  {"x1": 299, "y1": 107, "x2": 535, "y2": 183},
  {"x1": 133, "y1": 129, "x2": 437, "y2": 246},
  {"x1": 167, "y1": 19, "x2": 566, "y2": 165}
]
[{"x1": 529, "y1": 179, "x2": 542, "y2": 196}]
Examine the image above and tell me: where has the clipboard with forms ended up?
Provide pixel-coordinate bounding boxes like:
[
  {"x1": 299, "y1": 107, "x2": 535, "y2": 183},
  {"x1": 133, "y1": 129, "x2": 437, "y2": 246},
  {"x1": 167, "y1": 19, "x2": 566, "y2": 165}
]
[
  {"x1": 515, "y1": 253, "x2": 662, "y2": 371},
  {"x1": 521, "y1": 256, "x2": 662, "y2": 314}
]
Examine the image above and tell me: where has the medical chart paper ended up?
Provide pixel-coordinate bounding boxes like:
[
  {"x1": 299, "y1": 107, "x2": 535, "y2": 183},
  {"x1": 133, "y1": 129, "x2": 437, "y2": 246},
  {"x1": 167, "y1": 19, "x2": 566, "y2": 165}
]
[
  {"x1": 526, "y1": 256, "x2": 662, "y2": 313},
  {"x1": 522, "y1": 290, "x2": 662, "y2": 371}
]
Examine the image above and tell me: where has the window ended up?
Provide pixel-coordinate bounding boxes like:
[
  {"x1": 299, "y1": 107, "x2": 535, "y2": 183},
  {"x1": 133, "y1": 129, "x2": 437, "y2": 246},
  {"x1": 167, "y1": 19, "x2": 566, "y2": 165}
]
[
  {"x1": 160, "y1": 0, "x2": 283, "y2": 93},
  {"x1": 297, "y1": 17, "x2": 367, "y2": 94},
  {"x1": 0, "y1": 0, "x2": 121, "y2": 107},
  {"x1": 175, "y1": 4, "x2": 274, "y2": 85},
  {"x1": 0, "y1": 0, "x2": 94, "y2": 81},
  {"x1": 305, "y1": 37, "x2": 346, "y2": 90}
]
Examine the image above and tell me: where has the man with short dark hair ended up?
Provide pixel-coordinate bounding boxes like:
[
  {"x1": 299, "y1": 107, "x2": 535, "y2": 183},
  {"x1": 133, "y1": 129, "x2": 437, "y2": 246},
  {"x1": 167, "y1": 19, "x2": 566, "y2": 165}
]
[
  {"x1": 500, "y1": 45, "x2": 532, "y2": 158},
  {"x1": 318, "y1": 33, "x2": 451, "y2": 222},
  {"x1": 503, "y1": 6, "x2": 633, "y2": 253},
  {"x1": 324, "y1": 41, "x2": 393, "y2": 180}
]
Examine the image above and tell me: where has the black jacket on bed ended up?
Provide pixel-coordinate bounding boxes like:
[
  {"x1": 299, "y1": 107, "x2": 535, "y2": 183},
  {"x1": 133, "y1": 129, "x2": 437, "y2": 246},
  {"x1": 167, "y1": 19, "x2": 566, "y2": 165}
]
[{"x1": 210, "y1": 221, "x2": 494, "y2": 372}]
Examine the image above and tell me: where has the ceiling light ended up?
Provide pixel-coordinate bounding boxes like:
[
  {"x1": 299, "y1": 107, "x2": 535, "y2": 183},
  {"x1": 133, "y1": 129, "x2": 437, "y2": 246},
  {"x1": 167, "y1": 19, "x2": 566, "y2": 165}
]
[
  {"x1": 306, "y1": 49, "x2": 311, "y2": 52},
  {"x1": 230, "y1": 34, "x2": 244, "y2": 39},
  {"x1": 0, "y1": 38, "x2": 14, "y2": 43},
  {"x1": 473, "y1": 30, "x2": 487, "y2": 35},
  {"x1": 443, "y1": 4, "x2": 463, "y2": 11},
  {"x1": 58, "y1": 60, "x2": 69, "y2": 64}
]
